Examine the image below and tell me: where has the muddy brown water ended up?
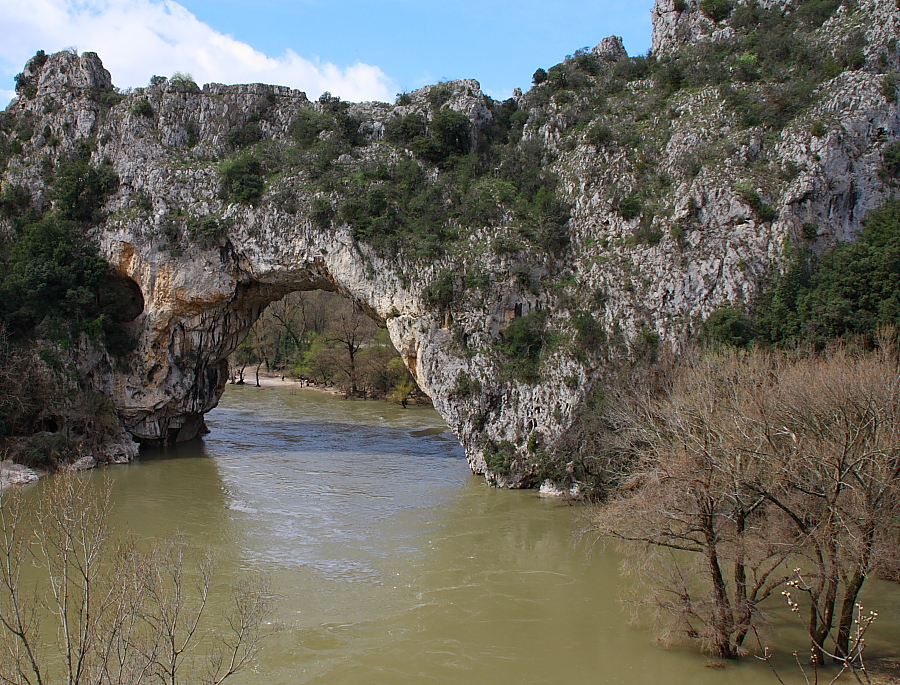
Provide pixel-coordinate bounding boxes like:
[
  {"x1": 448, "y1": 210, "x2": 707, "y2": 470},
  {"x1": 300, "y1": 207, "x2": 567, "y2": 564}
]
[{"x1": 17, "y1": 385, "x2": 900, "y2": 684}]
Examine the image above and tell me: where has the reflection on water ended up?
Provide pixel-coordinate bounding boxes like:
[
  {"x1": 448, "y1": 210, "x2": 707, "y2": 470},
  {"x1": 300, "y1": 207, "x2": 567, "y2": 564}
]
[{"x1": 60, "y1": 385, "x2": 900, "y2": 684}]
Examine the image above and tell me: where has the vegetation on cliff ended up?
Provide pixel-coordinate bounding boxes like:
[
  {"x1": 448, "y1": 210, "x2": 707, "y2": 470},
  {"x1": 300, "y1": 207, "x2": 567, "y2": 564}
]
[
  {"x1": 0, "y1": 147, "x2": 137, "y2": 464},
  {"x1": 0, "y1": 152, "x2": 132, "y2": 352},
  {"x1": 704, "y1": 198, "x2": 900, "y2": 349}
]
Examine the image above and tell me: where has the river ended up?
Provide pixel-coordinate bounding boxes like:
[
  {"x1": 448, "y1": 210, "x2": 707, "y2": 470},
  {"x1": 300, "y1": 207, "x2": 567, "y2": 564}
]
[{"x1": 21, "y1": 385, "x2": 900, "y2": 684}]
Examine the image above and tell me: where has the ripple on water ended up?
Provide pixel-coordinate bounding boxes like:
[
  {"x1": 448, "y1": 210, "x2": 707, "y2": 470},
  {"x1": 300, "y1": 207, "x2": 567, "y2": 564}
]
[{"x1": 80, "y1": 385, "x2": 900, "y2": 685}]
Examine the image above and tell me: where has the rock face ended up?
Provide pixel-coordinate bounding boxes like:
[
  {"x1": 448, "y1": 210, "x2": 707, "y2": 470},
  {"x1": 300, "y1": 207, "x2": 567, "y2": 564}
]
[{"x1": 2, "y1": 0, "x2": 898, "y2": 486}]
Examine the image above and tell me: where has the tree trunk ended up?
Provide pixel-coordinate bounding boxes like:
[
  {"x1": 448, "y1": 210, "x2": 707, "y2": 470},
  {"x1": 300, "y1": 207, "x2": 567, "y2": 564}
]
[
  {"x1": 834, "y1": 568, "x2": 866, "y2": 661},
  {"x1": 705, "y1": 526, "x2": 737, "y2": 659},
  {"x1": 809, "y1": 550, "x2": 839, "y2": 665},
  {"x1": 834, "y1": 526, "x2": 874, "y2": 661}
]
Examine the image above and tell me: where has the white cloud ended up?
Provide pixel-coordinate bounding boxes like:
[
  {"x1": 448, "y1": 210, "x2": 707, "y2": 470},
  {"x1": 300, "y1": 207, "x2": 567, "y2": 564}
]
[{"x1": 0, "y1": 0, "x2": 397, "y2": 102}]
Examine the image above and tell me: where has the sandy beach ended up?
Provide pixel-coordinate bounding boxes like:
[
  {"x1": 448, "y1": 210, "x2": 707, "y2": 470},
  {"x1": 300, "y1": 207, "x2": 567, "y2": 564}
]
[{"x1": 229, "y1": 372, "x2": 342, "y2": 394}]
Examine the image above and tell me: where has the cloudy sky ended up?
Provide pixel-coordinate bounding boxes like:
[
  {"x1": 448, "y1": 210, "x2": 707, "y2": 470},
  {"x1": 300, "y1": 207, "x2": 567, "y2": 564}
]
[{"x1": 1, "y1": 0, "x2": 654, "y2": 107}]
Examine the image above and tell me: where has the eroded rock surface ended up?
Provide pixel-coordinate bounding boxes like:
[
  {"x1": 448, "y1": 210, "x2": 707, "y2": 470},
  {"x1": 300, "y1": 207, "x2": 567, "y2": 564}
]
[{"x1": 2, "y1": 0, "x2": 898, "y2": 485}]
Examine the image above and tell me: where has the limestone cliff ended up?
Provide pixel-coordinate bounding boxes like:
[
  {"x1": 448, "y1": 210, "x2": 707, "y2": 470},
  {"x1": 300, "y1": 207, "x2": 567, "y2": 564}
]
[{"x1": 1, "y1": 0, "x2": 898, "y2": 487}]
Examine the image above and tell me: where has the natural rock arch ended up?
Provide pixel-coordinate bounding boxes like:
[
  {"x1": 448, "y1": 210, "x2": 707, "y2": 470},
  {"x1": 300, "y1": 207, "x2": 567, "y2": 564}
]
[
  {"x1": 107, "y1": 214, "x2": 582, "y2": 481},
  {"x1": 3, "y1": 8, "x2": 898, "y2": 485}
]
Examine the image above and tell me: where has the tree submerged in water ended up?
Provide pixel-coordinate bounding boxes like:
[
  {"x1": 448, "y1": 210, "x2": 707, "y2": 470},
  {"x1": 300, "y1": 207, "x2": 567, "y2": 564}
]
[
  {"x1": 588, "y1": 343, "x2": 900, "y2": 665},
  {"x1": 0, "y1": 474, "x2": 276, "y2": 685}
]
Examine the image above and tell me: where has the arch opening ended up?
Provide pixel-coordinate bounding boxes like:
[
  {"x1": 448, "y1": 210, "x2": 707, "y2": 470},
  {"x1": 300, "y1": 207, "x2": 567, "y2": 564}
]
[
  {"x1": 225, "y1": 289, "x2": 424, "y2": 407},
  {"x1": 124, "y1": 271, "x2": 428, "y2": 448}
]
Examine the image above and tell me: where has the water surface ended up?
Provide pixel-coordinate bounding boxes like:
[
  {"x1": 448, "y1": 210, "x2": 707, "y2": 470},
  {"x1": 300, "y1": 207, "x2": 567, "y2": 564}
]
[{"x1": 55, "y1": 385, "x2": 900, "y2": 683}]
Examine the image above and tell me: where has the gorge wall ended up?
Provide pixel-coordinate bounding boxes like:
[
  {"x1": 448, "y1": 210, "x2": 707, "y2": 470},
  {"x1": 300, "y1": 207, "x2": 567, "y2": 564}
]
[{"x1": 2, "y1": 0, "x2": 898, "y2": 487}]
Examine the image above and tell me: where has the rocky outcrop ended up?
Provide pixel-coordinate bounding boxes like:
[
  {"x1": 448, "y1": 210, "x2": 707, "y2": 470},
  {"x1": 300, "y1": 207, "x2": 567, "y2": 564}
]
[
  {"x1": 0, "y1": 461, "x2": 40, "y2": 489},
  {"x1": 2, "y1": 0, "x2": 898, "y2": 486}
]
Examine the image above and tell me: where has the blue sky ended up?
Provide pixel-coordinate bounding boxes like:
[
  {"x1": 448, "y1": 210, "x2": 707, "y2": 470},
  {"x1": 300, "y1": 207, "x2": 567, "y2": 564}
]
[{"x1": 1, "y1": 0, "x2": 654, "y2": 107}]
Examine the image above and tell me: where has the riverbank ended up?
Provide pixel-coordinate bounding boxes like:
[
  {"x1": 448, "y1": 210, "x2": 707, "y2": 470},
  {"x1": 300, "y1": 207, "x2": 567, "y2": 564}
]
[
  {"x1": 230, "y1": 373, "x2": 342, "y2": 393},
  {"x1": 0, "y1": 460, "x2": 42, "y2": 489},
  {"x1": 229, "y1": 371, "x2": 433, "y2": 405}
]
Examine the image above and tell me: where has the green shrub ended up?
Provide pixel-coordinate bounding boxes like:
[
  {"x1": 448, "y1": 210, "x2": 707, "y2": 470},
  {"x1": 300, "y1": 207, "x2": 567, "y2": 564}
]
[
  {"x1": 802, "y1": 222, "x2": 819, "y2": 240},
  {"x1": 571, "y1": 311, "x2": 606, "y2": 353},
  {"x1": 484, "y1": 440, "x2": 516, "y2": 475},
  {"x1": 187, "y1": 216, "x2": 225, "y2": 246},
  {"x1": 632, "y1": 326, "x2": 661, "y2": 363},
  {"x1": 0, "y1": 185, "x2": 31, "y2": 219},
  {"x1": 13, "y1": 52, "x2": 46, "y2": 100},
  {"x1": 52, "y1": 157, "x2": 119, "y2": 223},
  {"x1": 757, "y1": 203, "x2": 778, "y2": 222},
  {"x1": 310, "y1": 196, "x2": 334, "y2": 230},
  {"x1": 131, "y1": 99, "x2": 154, "y2": 117},
  {"x1": 426, "y1": 83, "x2": 453, "y2": 109},
  {"x1": 409, "y1": 136, "x2": 445, "y2": 164},
  {"x1": 422, "y1": 271, "x2": 455, "y2": 308},
  {"x1": 27, "y1": 49, "x2": 48, "y2": 71},
  {"x1": 632, "y1": 216, "x2": 664, "y2": 245},
  {"x1": 657, "y1": 61, "x2": 685, "y2": 95},
  {"x1": 882, "y1": 71, "x2": 900, "y2": 102},
  {"x1": 290, "y1": 108, "x2": 332, "y2": 147},
  {"x1": 735, "y1": 182, "x2": 776, "y2": 221},
  {"x1": 499, "y1": 311, "x2": 548, "y2": 383},
  {"x1": 410, "y1": 108, "x2": 471, "y2": 166},
  {"x1": 317, "y1": 91, "x2": 345, "y2": 112},
  {"x1": 169, "y1": 71, "x2": 198, "y2": 89},
  {"x1": 225, "y1": 122, "x2": 263, "y2": 149},
  {"x1": 451, "y1": 371, "x2": 482, "y2": 398},
  {"x1": 219, "y1": 155, "x2": 265, "y2": 204},
  {"x1": 702, "y1": 305, "x2": 754, "y2": 347},
  {"x1": 98, "y1": 88, "x2": 126, "y2": 109},
  {"x1": 795, "y1": 0, "x2": 841, "y2": 26},
  {"x1": 881, "y1": 141, "x2": 900, "y2": 177},
  {"x1": 700, "y1": 0, "x2": 732, "y2": 22},
  {"x1": 586, "y1": 124, "x2": 613, "y2": 147},
  {"x1": 525, "y1": 185, "x2": 570, "y2": 252},
  {"x1": 532, "y1": 68, "x2": 548, "y2": 85},
  {"x1": 618, "y1": 193, "x2": 643, "y2": 220},
  {"x1": 385, "y1": 113, "x2": 426, "y2": 144}
]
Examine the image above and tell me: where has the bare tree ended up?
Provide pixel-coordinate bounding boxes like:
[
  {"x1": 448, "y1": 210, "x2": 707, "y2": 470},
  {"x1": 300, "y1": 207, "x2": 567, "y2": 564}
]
[
  {"x1": 325, "y1": 299, "x2": 377, "y2": 397},
  {"x1": 589, "y1": 345, "x2": 900, "y2": 662},
  {"x1": 0, "y1": 475, "x2": 275, "y2": 685},
  {"x1": 746, "y1": 344, "x2": 900, "y2": 663},
  {"x1": 590, "y1": 351, "x2": 793, "y2": 659},
  {"x1": 266, "y1": 292, "x2": 308, "y2": 356}
]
